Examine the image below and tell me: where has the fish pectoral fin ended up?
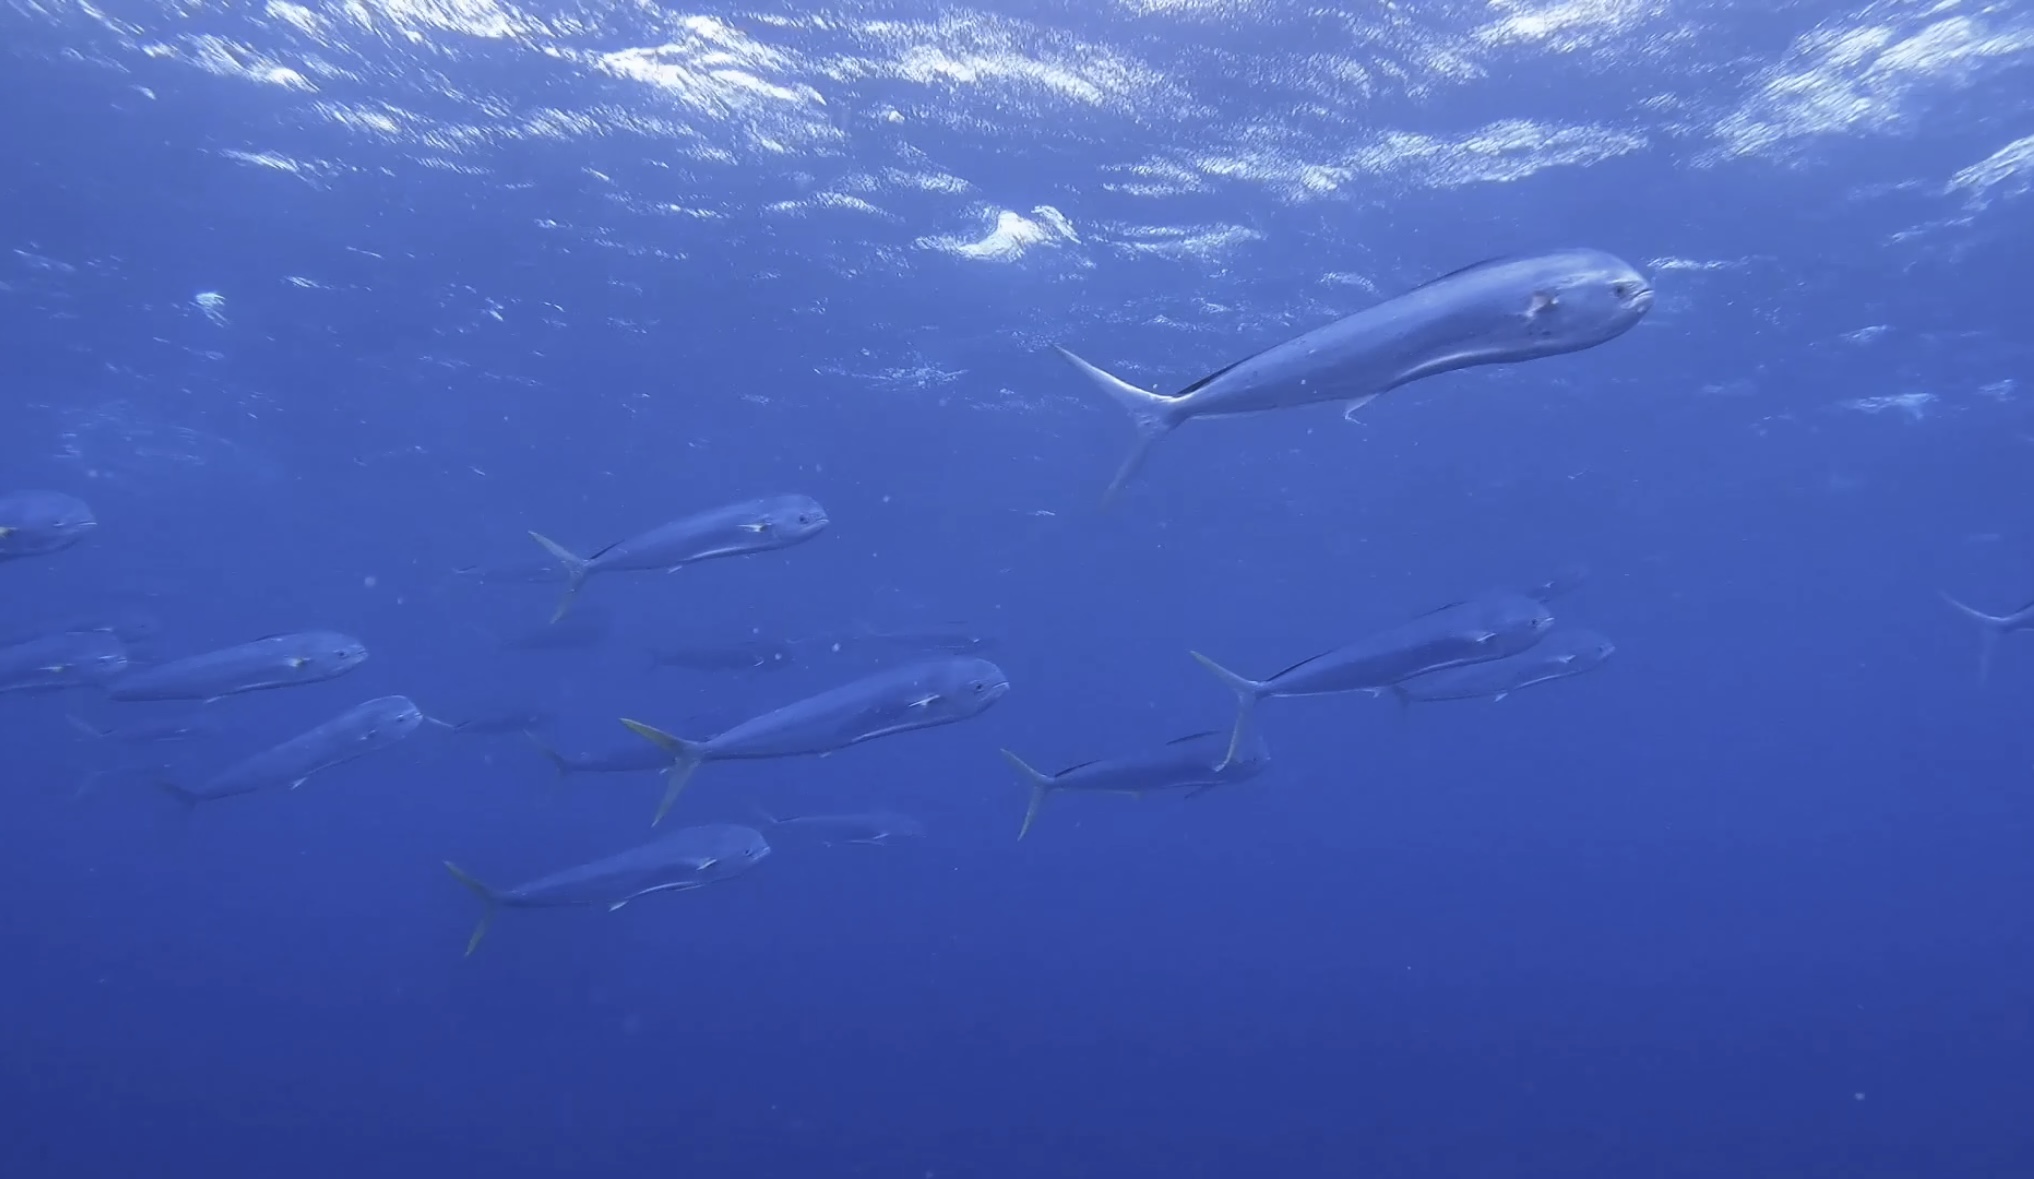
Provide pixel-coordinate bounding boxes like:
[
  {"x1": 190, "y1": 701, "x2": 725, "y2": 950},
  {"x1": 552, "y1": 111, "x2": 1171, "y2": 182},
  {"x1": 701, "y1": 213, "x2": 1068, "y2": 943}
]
[
  {"x1": 289, "y1": 777, "x2": 309, "y2": 790},
  {"x1": 907, "y1": 693, "x2": 942, "y2": 709},
  {"x1": 288, "y1": 656, "x2": 308, "y2": 669},
  {"x1": 1527, "y1": 290, "x2": 1559, "y2": 316},
  {"x1": 739, "y1": 521, "x2": 770, "y2": 533},
  {"x1": 1341, "y1": 394, "x2": 1378, "y2": 422},
  {"x1": 1492, "y1": 691, "x2": 1509, "y2": 703},
  {"x1": 1470, "y1": 630, "x2": 1498, "y2": 643}
]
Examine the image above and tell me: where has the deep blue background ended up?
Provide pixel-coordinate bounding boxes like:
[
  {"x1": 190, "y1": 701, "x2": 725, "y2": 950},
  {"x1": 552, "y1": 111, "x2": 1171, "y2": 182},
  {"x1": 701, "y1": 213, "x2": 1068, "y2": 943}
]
[{"x1": 3, "y1": 0, "x2": 2033, "y2": 1175}]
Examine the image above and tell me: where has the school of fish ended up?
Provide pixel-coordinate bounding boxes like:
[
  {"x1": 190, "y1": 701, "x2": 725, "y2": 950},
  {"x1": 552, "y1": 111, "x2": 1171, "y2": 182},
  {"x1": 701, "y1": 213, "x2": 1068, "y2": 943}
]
[{"x1": 4, "y1": 248, "x2": 1669, "y2": 955}]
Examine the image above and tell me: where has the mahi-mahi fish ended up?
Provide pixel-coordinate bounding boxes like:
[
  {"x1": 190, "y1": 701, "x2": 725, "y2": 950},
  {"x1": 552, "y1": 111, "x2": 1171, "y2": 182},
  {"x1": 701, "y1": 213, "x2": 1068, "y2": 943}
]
[{"x1": 1055, "y1": 249, "x2": 1654, "y2": 503}]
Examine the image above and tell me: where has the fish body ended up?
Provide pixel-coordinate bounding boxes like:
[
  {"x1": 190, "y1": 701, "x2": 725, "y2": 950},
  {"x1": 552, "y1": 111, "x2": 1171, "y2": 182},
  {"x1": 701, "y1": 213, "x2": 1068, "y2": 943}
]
[
  {"x1": 621, "y1": 657, "x2": 1011, "y2": 824},
  {"x1": 527, "y1": 495, "x2": 830, "y2": 622},
  {"x1": 1191, "y1": 593, "x2": 1553, "y2": 763},
  {"x1": 442, "y1": 823, "x2": 771, "y2": 955},
  {"x1": 109, "y1": 631, "x2": 368, "y2": 702},
  {"x1": 1000, "y1": 728, "x2": 1271, "y2": 840},
  {"x1": 167, "y1": 695, "x2": 424, "y2": 803},
  {"x1": 526, "y1": 734, "x2": 674, "y2": 777},
  {"x1": 1056, "y1": 250, "x2": 1654, "y2": 501},
  {"x1": 68, "y1": 710, "x2": 220, "y2": 743},
  {"x1": 0, "y1": 490, "x2": 96, "y2": 559},
  {"x1": 650, "y1": 636, "x2": 798, "y2": 672},
  {"x1": 0, "y1": 631, "x2": 129, "y2": 695},
  {"x1": 806, "y1": 622, "x2": 1000, "y2": 659},
  {"x1": 1391, "y1": 628, "x2": 1616, "y2": 703},
  {"x1": 440, "y1": 707, "x2": 553, "y2": 736},
  {"x1": 758, "y1": 809, "x2": 926, "y2": 846}
]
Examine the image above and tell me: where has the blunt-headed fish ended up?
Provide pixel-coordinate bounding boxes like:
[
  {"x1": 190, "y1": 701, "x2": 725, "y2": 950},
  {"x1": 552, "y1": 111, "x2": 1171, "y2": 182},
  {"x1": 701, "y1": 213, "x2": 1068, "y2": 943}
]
[
  {"x1": 1000, "y1": 727, "x2": 1270, "y2": 840},
  {"x1": 620, "y1": 657, "x2": 1011, "y2": 825},
  {"x1": 1055, "y1": 250, "x2": 1654, "y2": 502},
  {"x1": 443, "y1": 822, "x2": 771, "y2": 955},
  {"x1": 1191, "y1": 593, "x2": 1554, "y2": 765},
  {"x1": 804, "y1": 621, "x2": 1000, "y2": 659},
  {"x1": 755, "y1": 808, "x2": 926, "y2": 847},
  {"x1": 525, "y1": 733, "x2": 673, "y2": 779},
  {"x1": 0, "y1": 608, "x2": 160, "y2": 649},
  {"x1": 0, "y1": 631, "x2": 129, "y2": 695},
  {"x1": 0, "y1": 490, "x2": 96, "y2": 560},
  {"x1": 108, "y1": 631, "x2": 369, "y2": 702},
  {"x1": 527, "y1": 494, "x2": 830, "y2": 623},
  {"x1": 1941, "y1": 590, "x2": 2034, "y2": 683},
  {"x1": 649, "y1": 636, "x2": 798, "y2": 672},
  {"x1": 162, "y1": 695, "x2": 424, "y2": 804},
  {"x1": 1390, "y1": 628, "x2": 1615, "y2": 704},
  {"x1": 492, "y1": 605, "x2": 613, "y2": 653},
  {"x1": 68, "y1": 710, "x2": 220, "y2": 744}
]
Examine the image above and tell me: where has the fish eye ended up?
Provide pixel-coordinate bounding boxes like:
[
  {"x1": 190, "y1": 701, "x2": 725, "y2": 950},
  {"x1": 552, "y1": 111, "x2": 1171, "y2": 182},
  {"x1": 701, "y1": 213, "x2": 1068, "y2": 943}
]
[{"x1": 1612, "y1": 280, "x2": 1638, "y2": 297}]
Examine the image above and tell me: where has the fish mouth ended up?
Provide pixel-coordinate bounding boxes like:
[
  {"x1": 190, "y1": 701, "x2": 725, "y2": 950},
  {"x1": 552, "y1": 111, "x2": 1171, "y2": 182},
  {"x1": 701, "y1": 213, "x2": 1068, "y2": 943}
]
[
  {"x1": 982, "y1": 680, "x2": 1012, "y2": 703},
  {"x1": 1628, "y1": 286, "x2": 1655, "y2": 313}
]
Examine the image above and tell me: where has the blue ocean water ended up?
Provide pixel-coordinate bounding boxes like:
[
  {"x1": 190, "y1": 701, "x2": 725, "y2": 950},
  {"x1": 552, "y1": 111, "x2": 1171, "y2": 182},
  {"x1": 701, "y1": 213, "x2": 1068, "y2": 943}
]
[{"x1": 4, "y1": 0, "x2": 2033, "y2": 1174}]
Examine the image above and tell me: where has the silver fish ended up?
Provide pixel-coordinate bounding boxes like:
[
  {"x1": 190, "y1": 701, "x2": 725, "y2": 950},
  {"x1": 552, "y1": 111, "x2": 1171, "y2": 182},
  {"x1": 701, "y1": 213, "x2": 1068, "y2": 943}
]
[
  {"x1": 67, "y1": 710, "x2": 220, "y2": 744},
  {"x1": 162, "y1": 695, "x2": 424, "y2": 804},
  {"x1": 1390, "y1": 628, "x2": 1616, "y2": 704},
  {"x1": 1000, "y1": 727, "x2": 1271, "y2": 840},
  {"x1": 109, "y1": 632, "x2": 367, "y2": 702},
  {"x1": 620, "y1": 657, "x2": 1011, "y2": 825},
  {"x1": 1941, "y1": 590, "x2": 2034, "y2": 684},
  {"x1": 1055, "y1": 250, "x2": 1653, "y2": 502},
  {"x1": 0, "y1": 631, "x2": 129, "y2": 695},
  {"x1": 443, "y1": 822, "x2": 771, "y2": 955},
  {"x1": 755, "y1": 808, "x2": 926, "y2": 847},
  {"x1": 0, "y1": 490, "x2": 96, "y2": 560},
  {"x1": 1192, "y1": 593, "x2": 1554, "y2": 765},
  {"x1": 528, "y1": 494, "x2": 830, "y2": 623}
]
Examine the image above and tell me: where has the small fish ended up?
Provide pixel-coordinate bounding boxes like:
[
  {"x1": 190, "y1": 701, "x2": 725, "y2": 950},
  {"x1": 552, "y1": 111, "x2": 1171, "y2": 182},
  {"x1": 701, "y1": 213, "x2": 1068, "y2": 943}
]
[
  {"x1": 528, "y1": 494, "x2": 830, "y2": 623},
  {"x1": 160, "y1": 695, "x2": 424, "y2": 805},
  {"x1": 649, "y1": 636, "x2": 799, "y2": 672},
  {"x1": 0, "y1": 631, "x2": 130, "y2": 696},
  {"x1": 491, "y1": 606, "x2": 613, "y2": 653},
  {"x1": 524, "y1": 733, "x2": 674, "y2": 779},
  {"x1": 806, "y1": 621, "x2": 1000, "y2": 659},
  {"x1": 1054, "y1": 250, "x2": 1654, "y2": 503},
  {"x1": 1389, "y1": 629, "x2": 1616, "y2": 704},
  {"x1": 0, "y1": 608, "x2": 160, "y2": 648},
  {"x1": 109, "y1": 631, "x2": 368, "y2": 702},
  {"x1": 433, "y1": 707, "x2": 554, "y2": 737},
  {"x1": 443, "y1": 823, "x2": 772, "y2": 955},
  {"x1": 67, "y1": 710, "x2": 220, "y2": 744},
  {"x1": 0, "y1": 490, "x2": 96, "y2": 560},
  {"x1": 1941, "y1": 590, "x2": 2034, "y2": 683},
  {"x1": 999, "y1": 727, "x2": 1271, "y2": 841},
  {"x1": 448, "y1": 558, "x2": 567, "y2": 585},
  {"x1": 754, "y1": 808, "x2": 926, "y2": 847},
  {"x1": 620, "y1": 657, "x2": 1011, "y2": 825},
  {"x1": 1191, "y1": 593, "x2": 1553, "y2": 765}
]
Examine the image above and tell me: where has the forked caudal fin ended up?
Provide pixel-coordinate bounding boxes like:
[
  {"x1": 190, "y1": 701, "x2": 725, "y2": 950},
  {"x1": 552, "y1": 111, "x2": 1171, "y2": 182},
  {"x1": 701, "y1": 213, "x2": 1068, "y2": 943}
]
[
  {"x1": 443, "y1": 862, "x2": 501, "y2": 957},
  {"x1": 999, "y1": 749, "x2": 1056, "y2": 841},
  {"x1": 522, "y1": 731, "x2": 572, "y2": 780},
  {"x1": 1051, "y1": 345, "x2": 1184, "y2": 508},
  {"x1": 1188, "y1": 651, "x2": 1266, "y2": 770},
  {"x1": 619, "y1": 718, "x2": 707, "y2": 826},
  {"x1": 1941, "y1": 592, "x2": 2017, "y2": 685},
  {"x1": 527, "y1": 531, "x2": 590, "y2": 624}
]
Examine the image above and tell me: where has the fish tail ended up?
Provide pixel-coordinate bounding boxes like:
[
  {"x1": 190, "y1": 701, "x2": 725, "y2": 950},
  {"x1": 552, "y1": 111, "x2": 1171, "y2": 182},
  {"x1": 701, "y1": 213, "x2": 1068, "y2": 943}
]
[
  {"x1": 999, "y1": 749, "x2": 1056, "y2": 841},
  {"x1": 1941, "y1": 592, "x2": 2012, "y2": 684},
  {"x1": 1188, "y1": 651, "x2": 1265, "y2": 770},
  {"x1": 443, "y1": 861, "x2": 501, "y2": 957},
  {"x1": 1051, "y1": 345, "x2": 1183, "y2": 508},
  {"x1": 521, "y1": 731, "x2": 572, "y2": 780},
  {"x1": 527, "y1": 531, "x2": 590, "y2": 623},
  {"x1": 619, "y1": 718, "x2": 706, "y2": 826}
]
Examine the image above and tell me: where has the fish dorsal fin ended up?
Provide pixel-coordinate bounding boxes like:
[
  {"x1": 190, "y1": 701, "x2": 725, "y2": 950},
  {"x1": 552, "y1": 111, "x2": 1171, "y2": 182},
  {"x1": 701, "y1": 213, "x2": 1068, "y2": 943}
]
[
  {"x1": 1404, "y1": 255, "x2": 1523, "y2": 295},
  {"x1": 1410, "y1": 599, "x2": 1468, "y2": 618},
  {"x1": 1164, "y1": 730, "x2": 1221, "y2": 746},
  {"x1": 1173, "y1": 357, "x2": 1247, "y2": 398}
]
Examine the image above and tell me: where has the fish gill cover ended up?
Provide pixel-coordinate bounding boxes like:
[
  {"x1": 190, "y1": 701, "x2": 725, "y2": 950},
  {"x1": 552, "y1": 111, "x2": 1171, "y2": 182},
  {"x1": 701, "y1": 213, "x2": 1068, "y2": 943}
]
[{"x1": 1, "y1": 0, "x2": 2032, "y2": 1175}]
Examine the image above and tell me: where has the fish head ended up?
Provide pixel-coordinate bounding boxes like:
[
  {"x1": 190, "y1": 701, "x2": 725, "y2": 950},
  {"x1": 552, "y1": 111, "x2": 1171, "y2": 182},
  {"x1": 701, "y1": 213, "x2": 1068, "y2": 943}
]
[
  {"x1": 754, "y1": 495, "x2": 830, "y2": 545},
  {"x1": 938, "y1": 657, "x2": 1011, "y2": 717},
  {"x1": 318, "y1": 634, "x2": 371, "y2": 674},
  {"x1": 1517, "y1": 251, "x2": 1654, "y2": 352}
]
